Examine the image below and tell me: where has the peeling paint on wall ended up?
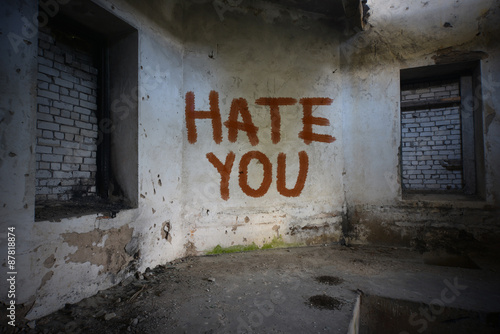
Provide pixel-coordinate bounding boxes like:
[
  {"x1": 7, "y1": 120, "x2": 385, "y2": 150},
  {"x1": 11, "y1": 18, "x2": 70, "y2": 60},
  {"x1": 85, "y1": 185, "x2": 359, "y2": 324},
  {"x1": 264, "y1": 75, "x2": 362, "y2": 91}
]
[
  {"x1": 184, "y1": 240, "x2": 198, "y2": 257},
  {"x1": 43, "y1": 254, "x2": 56, "y2": 269},
  {"x1": 62, "y1": 226, "x2": 134, "y2": 274},
  {"x1": 40, "y1": 271, "x2": 54, "y2": 289}
]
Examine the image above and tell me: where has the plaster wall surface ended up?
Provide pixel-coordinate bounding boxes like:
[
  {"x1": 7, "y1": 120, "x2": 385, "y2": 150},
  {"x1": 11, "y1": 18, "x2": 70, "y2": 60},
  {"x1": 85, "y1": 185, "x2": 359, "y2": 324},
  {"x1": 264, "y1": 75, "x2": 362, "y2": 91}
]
[{"x1": 180, "y1": 2, "x2": 345, "y2": 252}]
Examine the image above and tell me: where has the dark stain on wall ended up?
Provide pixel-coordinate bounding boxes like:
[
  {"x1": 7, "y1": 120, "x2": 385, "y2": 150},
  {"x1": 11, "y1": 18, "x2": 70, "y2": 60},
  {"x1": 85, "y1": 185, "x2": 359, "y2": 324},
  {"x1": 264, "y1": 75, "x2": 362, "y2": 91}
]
[
  {"x1": 43, "y1": 254, "x2": 56, "y2": 268},
  {"x1": 162, "y1": 221, "x2": 172, "y2": 243},
  {"x1": 40, "y1": 270, "x2": 54, "y2": 289},
  {"x1": 432, "y1": 48, "x2": 488, "y2": 64}
]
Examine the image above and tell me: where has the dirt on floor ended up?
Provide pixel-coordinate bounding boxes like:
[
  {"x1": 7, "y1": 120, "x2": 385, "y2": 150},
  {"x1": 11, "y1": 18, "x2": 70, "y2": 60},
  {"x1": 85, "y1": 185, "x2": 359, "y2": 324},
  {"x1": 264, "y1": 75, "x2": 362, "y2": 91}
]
[{"x1": 4, "y1": 244, "x2": 500, "y2": 334}]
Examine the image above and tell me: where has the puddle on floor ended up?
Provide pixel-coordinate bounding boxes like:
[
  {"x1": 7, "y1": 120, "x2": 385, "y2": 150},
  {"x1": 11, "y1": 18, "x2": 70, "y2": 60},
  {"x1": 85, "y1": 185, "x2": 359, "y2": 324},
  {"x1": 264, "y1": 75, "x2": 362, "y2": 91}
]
[
  {"x1": 350, "y1": 294, "x2": 499, "y2": 334},
  {"x1": 315, "y1": 275, "x2": 344, "y2": 286},
  {"x1": 307, "y1": 295, "x2": 344, "y2": 310},
  {"x1": 423, "y1": 251, "x2": 480, "y2": 269}
]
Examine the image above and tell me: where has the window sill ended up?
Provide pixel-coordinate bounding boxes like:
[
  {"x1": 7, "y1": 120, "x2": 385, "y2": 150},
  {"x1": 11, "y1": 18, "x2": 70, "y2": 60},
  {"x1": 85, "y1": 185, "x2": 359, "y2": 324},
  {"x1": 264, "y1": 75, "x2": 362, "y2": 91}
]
[
  {"x1": 401, "y1": 192, "x2": 488, "y2": 208},
  {"x1": 35, "y1": 198, "x2": 132, "y2": 222}
]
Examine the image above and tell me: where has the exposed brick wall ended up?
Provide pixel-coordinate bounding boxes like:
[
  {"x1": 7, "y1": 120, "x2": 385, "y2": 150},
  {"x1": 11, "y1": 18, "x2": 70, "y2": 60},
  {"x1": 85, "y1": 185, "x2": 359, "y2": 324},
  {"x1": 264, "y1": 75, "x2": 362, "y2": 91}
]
[
  {"x1": 401, "y1": 79, "x2": 463, "y2": 191},
  {"x1": 36, "y1": 25, "x2": 99, "y2": 201}
]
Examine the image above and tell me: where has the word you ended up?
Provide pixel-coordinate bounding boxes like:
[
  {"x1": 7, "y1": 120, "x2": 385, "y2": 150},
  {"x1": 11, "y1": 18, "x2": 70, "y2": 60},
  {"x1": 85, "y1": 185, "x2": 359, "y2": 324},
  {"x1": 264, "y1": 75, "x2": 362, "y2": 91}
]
[{"x1": 185, "y1": 91, "x2": 335, "y2": 200}]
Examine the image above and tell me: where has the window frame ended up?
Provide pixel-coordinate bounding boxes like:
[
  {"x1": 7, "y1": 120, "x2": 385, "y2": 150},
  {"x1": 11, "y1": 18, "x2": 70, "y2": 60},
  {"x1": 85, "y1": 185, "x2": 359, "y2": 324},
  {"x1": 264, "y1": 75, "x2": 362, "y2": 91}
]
[{"x1": 399, "y1": 61, "x2": 485, "y2": 200}]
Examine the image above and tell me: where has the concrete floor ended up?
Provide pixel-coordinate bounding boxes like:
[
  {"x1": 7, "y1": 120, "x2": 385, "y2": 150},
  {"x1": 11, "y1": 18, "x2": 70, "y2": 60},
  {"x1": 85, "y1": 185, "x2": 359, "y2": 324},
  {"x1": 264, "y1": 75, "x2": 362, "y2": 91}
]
[{"x1": 21, "y1": 244, "x2": 500, "y2": 333}]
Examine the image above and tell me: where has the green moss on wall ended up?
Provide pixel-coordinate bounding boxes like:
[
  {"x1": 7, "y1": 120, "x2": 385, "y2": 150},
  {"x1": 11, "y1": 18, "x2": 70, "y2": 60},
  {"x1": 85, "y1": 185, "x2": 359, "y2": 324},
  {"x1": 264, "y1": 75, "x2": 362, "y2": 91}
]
[
  {"x1": 206, "y1": 236, "x2": 303, "y2": 254},
  {"x1": 206, "y1": 243, "x2": 260, "y2": 255}
]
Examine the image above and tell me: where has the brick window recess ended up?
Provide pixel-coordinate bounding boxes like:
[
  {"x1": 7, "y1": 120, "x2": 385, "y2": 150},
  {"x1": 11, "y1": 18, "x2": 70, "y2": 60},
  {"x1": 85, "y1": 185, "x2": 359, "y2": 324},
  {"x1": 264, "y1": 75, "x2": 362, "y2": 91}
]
[
  {"x1": 36, "y1": 24, "x2": 99, "y2": 202},
  {"x1": 400, "y1": 79, "x2": 463, "y2": 192},
  {"x1": 34, "y1": 3, "x2": 138, "y2": 222}
]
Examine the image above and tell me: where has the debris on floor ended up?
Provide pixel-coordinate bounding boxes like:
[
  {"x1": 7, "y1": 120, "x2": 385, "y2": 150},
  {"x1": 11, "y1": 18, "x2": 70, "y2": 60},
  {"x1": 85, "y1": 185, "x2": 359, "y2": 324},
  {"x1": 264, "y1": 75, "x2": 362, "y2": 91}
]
[{"x1": 5, "y1": 245, "x2": 500, "y2": 333}]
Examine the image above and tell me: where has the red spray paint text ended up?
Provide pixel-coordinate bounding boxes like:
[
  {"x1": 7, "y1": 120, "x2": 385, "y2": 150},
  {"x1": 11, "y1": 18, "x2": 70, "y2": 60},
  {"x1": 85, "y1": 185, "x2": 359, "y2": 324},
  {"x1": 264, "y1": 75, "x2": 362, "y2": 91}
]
[{"x1": 185, "y1": 91, "x2": 335, "y2": 200}]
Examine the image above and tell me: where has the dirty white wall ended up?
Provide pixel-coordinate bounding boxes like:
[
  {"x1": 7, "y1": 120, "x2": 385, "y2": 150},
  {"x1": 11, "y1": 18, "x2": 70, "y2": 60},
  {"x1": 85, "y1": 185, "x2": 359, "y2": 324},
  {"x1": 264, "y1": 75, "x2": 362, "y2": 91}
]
[
  {"x1": 341, "y1": 0, "x2": 500, "y2": 245},
  {"x1": 180, "y1": 1, "x2": 345, "y2": 253},
  {"x1": 0, "y1": 0, "x2": 499, "y2": 322}
]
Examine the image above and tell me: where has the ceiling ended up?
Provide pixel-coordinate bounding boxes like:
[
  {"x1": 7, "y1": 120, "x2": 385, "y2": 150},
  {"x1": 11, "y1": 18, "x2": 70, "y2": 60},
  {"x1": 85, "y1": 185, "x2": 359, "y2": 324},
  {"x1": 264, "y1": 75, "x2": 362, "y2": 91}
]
[
  {"x1": 265, "y1": 0, "x2": 365, "y2": 29},
  {"x1": 54, "y1": 0, "x2": 365, "y2": 35},
  {"x1": 265, "y1": 0, "x2": 346, "y2": 18}
]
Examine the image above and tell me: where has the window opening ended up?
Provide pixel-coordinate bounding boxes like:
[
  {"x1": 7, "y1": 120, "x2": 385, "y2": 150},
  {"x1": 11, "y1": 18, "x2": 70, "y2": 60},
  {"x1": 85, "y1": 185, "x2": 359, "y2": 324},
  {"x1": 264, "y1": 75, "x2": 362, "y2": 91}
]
[
  {"x1": 400, "y1": 62, "x2": 485, "y2": 198},
  {"x1": 35, "y1": 2, "x2": 138, "y2": 221}
]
